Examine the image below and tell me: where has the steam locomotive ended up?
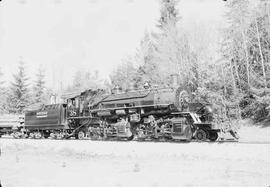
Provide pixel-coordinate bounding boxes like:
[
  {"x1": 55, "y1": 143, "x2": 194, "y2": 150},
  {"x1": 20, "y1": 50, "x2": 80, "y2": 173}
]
[{"x1": 12, "y1": 78, "x2": 224, "y2": 142}]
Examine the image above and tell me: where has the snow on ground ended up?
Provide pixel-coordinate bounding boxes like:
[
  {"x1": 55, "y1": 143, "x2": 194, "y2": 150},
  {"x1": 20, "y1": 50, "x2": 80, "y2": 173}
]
[
  {"x1": 0, "y1": 136, "x2": 270, "y2": 187},
  {"x1": 238, "y1": 125, "x2": 270, "y2": 143}
]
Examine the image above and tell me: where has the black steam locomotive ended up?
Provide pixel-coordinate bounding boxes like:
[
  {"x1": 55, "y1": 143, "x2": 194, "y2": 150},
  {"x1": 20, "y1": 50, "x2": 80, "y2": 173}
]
[{"x1": 14, "y1": 80, "x2": 222, "y2": 142}]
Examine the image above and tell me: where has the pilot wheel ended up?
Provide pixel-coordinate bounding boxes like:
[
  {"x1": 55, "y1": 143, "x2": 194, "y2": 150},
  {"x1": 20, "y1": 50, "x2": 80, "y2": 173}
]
[
  {"x1": 195, "y1": 129, "x2": 207, "y2": 141},
  {"x1": 208, "y1": 131, "x2": 218, "y2": 142}
]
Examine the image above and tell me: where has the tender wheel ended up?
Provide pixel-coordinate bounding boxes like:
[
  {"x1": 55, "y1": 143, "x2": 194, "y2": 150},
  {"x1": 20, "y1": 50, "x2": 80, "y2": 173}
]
[
  {"x1": 195, "y1": 129, "x2": 207, "y2": 141},
  {"x1": 13, "y1": 132, "x2": 20, "y2": 139},
  {"x1": 34, "y1": 132, "x2": 42, "y2": 139},
  {"x1": 208, "y1": 131, "x2": 218, "y2": 142},
  {"x1": 43, "y1": 133, "x2": 50, "y2": 139},
  {"x1": 76, "y1": 130, "x2": 86, "y2": 140}
]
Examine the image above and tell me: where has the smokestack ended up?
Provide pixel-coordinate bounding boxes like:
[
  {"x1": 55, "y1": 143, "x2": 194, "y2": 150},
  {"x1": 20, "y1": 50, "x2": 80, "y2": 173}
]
[{"x1": 171, "y1": 74, "x2": 179, "y2": 88}]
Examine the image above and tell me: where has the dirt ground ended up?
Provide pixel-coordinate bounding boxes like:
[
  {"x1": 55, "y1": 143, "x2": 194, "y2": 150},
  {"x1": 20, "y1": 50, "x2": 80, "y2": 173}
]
[{"x1": 0, "y1": 126, "x2": 270, "y2": 187}]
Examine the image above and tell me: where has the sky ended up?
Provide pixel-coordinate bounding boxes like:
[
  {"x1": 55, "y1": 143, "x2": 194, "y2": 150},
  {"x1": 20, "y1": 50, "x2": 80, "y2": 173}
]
[{"x1": 0, "y1": 0, "x2": 226, "y2": 91}]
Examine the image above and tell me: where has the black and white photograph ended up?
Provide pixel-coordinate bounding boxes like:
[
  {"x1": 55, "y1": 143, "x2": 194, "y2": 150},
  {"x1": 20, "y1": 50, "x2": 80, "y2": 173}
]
[{"x1": 0, "y1": 0, "x2": 270, "y2": 186}]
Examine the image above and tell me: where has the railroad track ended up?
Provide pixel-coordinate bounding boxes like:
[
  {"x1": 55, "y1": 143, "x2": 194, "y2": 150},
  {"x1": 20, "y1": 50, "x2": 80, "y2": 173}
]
[
  {"x1": 2, "y1": 135, "x2": 269, "y2": 144},
  {"x1": 2, "y1": 131, "x2": 269, "y2": 144}
]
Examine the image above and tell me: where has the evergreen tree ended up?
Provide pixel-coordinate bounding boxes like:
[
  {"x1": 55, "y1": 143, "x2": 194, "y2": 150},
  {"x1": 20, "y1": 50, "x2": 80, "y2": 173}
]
[
  {"x1": 33, "y1": 66, "x2": 47, "y2": 104},
  {"x1": 8, "y1": 61, "x2": 29, "y2": 113},
  {"x1": 158, "y1": 0, "x2": 180, "y2": 30},
  {"x1": 72, "y1": 70, "x2": 103, "y2": 91},
  {"x1": 220, "y1": 0, "x2": 270, "y2": 121},
  {"x1": 134, "y1": 32, "x2": 159, "y2": 87},
  {"x1": 154, "y1": 0, "x2": 197, "y2": 88},
  {"x1": 222, "y1": 0, "x2": 251, "y2": 93},
  {"x1": 112, "y1": 0, "x2": 197, "y2": 90},
  {"x1": 110, "y1": 56, "x2": 138, "y2": 91},
  {"x1": 0, "y1": 68, "x2": 7, "y2": 113}
]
